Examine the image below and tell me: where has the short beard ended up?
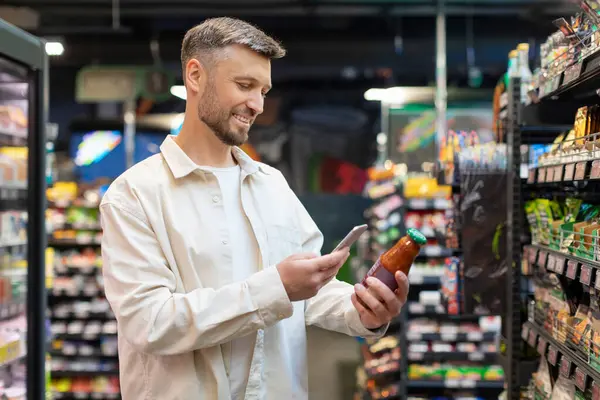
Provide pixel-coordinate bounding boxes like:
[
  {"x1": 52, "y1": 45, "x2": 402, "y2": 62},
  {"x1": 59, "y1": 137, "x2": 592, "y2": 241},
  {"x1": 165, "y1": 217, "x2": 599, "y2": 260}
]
[{"x1": 197, "y1": 78, "x2": 248, "y2": 147}]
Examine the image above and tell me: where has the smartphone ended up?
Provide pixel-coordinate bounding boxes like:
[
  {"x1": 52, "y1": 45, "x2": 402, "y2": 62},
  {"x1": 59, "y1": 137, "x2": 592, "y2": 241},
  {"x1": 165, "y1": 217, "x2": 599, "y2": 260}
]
[{"x1": 333, "y1": 224, "x2": 368, "y2": 252}]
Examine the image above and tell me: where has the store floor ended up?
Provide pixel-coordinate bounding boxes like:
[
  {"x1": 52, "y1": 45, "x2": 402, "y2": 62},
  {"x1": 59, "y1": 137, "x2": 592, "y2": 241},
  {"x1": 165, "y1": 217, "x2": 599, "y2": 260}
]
[{"x1": 307, "y1": 326, "x2": 361, "y2": 400}]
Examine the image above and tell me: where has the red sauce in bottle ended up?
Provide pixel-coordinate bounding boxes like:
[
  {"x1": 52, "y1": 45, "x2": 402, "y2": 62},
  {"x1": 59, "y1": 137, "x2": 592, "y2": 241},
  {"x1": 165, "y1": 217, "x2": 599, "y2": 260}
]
[{"x1": 362, "y1": 228, "x2": 427, "y2": 291}]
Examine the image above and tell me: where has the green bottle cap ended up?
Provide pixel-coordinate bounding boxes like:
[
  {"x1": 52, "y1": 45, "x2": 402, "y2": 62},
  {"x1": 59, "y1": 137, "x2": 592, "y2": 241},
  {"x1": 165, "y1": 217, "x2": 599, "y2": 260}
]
[{"x1": 407, "y1": 228, "x2": 427, "y2": 245}]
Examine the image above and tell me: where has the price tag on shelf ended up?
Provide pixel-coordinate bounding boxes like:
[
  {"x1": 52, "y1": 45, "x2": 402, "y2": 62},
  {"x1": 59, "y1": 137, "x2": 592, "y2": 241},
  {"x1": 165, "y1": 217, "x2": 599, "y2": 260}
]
[
  {"x1": 441, "y1": 332, "x2": 457, "y2": 341},
  {"x1": 564, "y1": 163, "x2": 576, "y2": 181},
  {"x1": 593, "y1": 382, "x2": 600, "y2": 400},
  {"x1": 555, "y1": 257, "x2": 566, "y2": 275},
  {"x1": 567, "y1": 260, "x2": 579, "y2": 280},
  {"x1": 547, "y1": 255, "x2": 556, "y2": 271},
  {"x1": 538, "y1": 251, "x2": 548, "y2": 268},
  {"x1": 407, "y1": 332, "x2": 420, "y2": 341},
  {"x1": 9, "y1": 304, "x2": 16, "y2": 316},
  {"x1": 551, "y1": 73, "x2": 563, "y2": 92},
  {"x1": 595, "y1": 273, "x2": 600, "y2": 290},
  {"x1": 425, "y1": 246, "x2": 443, "y2": 257},
  {"x1": 528, "y1": 330, "x2": 538, "y2": 348},
  {"x1": 469, "y1": 352, "x2": 484, "y2": 361},
  {"x1": 528, "y1": 169, "x2": 536, "y2": 184},
  {"x1": 409, "y1": 303, "x2": 425, "y2": 314},
  {"x1": 548, "y1": 346, "x2": 558, "y2": 365},
  {"x1": 467, "y1": 331, "x2": 483, "y2": 341},
  {"x1": 563, "y1": 62, "x2": 583, "y2": 86},
  {"x1": 575, "y1": 367, "x2": 588, "y2": 391},
  {"x1": 560, "y1": 356, "x2": 572, "y2": 378},
  {"x1": 433, "y1": 198, "x2": 449, "y2": 210},
  {"x1": 581, "y1": 265, "x2": 593, "y2": 286},
  {"x1": 1, "y1": 307, "x2": 8, "y2": 319},
  {"x1": 446, "y1": 380, "x2": 460, "y2": 388},
  {"x1": 522, "y1": 325, "x2": 530, "y2": 341},
  {"x1": 546, "y1": 167, "x2": 555, "y2": 182},
  {"x1": 575, "y1": 161, "x2": 588, "y2": 181},
  {"x1": 462, "y1": 380, "x2": 477, "y2": 388},
  {"x1": 409, "y1": 199, "x2": 428, "y2": 210},
  {"x1": 409, "y1": 352, "x2": 424, "y2": 361},
  {"x1": 554, "y1": 165, "x2": 564, "y2": 181},
  {"x1": 537, "y1": 337, "x2": 548, "y2": 355},
  {"x1": 528, "y1": 247, "x2": 538, "y2": 265},
  {"x1": 538, "y1": 168, "x2": 547, "y2": 183}
]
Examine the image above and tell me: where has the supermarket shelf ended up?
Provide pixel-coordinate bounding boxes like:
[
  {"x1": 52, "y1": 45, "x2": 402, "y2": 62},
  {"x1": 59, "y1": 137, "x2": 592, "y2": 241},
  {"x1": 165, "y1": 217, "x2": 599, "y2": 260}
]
[
  {"x1": 49, "y1": 350, "x2": 118, "y2": 360},
  {"x1": 49, "y1": 200, "x2": 100, "y2": 209},
  {"x1": 50, "y1": 290, "x2": 104, "y2": 299},
  {"x1": 416, "y1": 246, "x2": 454, "y2": 258},
  {"x1": 50, "y1": 314, "x2": 114, "y2": 322},
  {"x1": 0, "y1": 127, "x2": 26, "y2": 145},
  {"x1": 54, "y1": 265, "x2": 101, "y2": 277},
  {"x1": 408, "y1": 351, "x2": 497, "y2": 363},
  {"x1": 51, "y1": 370, "x2": 120, "y2": 378},
  {"x1": 528, "y1": 244, "x2": 600, "y2": 287},
  {"x1": 406, "y1": 331, "x2": 497, "y2": 342},
  {"x1": 528, "y1": 49, "x2": 600, "y2": 105},
  {"x1": 407, "y1": 275, "x2": 441, "y2": 286},
  {"x1": 53, "y1": 222, "x2": 102, "y2": 231},
  {"x1": 53, "y1": 393, "x2": 120, "y2": 400},
  {"x1": 48, "y1": 240, "x2": 101, "y2": 247},
  {"x1": 523, "y1": 322, "x2": 600, "y2": 394},
  {"x1": 405, "y1": 198, "x2": 451, "y2": 210},
  {"x1": 407, "y1": 303, "x2": 490, "y2": 321},
  {"x1": 406, "y1": 380, "x2": 504, "y2": 390},
  {"x1": 53, "y1": 333, "x2": 117, "y2": 341},
  {"x1": 0, "y1": 239, "x2": 26, "y2": 249},
  {"x1": 0, "y1": 302, "x2": 25, "y2": 321}
]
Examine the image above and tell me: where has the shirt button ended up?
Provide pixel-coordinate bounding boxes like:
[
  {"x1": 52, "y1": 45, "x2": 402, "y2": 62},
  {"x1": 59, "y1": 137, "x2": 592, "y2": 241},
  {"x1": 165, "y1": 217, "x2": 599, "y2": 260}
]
[
  {"x1": 222, "y1": 239, "x2": 228, "y2": 245},
  {"x1": 212, "y1": 196, "x2": 220, "y2": 203}
]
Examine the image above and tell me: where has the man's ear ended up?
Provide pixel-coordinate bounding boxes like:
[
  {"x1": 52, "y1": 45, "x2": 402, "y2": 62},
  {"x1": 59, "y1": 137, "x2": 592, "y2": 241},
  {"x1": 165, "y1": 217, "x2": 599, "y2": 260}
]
[{"x1": 184, "y1": 58, "x2": 207, "y2": 97}]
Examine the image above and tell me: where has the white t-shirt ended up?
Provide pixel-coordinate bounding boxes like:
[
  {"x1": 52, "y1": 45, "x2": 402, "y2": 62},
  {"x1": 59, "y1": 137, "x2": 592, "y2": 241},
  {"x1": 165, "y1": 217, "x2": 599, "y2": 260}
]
[{"x1": 205, "y1": 164, "x2": 259, "y2": 400}]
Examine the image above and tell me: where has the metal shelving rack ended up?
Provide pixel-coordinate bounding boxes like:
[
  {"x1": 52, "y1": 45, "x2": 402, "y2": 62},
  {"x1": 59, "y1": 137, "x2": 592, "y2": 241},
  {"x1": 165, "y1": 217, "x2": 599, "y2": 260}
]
[
  {"x1": 506, "y1": 30, "x2": 600, "y2": 395},
  {"x1": 506, "y1": 77, "x2": 524, "y2": 400}
]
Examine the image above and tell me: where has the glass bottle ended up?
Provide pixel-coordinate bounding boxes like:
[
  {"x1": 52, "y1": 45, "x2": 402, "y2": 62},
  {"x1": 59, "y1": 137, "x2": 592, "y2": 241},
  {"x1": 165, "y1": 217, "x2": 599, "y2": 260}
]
[{"x1": 362, "y1": 228, "x2": 427, "y2": 291}]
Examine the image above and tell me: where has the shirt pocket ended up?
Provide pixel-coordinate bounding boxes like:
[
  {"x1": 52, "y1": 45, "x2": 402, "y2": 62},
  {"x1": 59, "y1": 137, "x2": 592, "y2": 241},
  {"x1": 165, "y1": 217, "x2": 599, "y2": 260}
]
[{"x1": 265, "y1": 224, "x2": 303, "y2": 265}]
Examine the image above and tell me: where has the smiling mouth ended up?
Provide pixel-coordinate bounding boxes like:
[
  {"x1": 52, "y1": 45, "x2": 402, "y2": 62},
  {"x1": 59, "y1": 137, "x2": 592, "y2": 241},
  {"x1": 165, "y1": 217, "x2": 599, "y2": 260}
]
[{"x1": 232, "y1": 114, "x2": 252, "y2": 125}]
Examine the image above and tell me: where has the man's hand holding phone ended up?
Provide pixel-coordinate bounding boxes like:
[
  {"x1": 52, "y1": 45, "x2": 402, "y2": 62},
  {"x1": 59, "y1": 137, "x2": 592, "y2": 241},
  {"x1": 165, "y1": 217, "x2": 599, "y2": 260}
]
[{"x1": 277, "y1": 250, "x2": 349, "y2": 302}]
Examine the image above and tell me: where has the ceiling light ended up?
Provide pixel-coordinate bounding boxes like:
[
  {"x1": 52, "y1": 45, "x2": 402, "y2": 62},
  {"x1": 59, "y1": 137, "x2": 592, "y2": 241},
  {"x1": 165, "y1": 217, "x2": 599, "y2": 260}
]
[
  {"x1": 170, "y1": 85, "x2": 186, "y2": 100},
  {"x1": 45, "y1": 41, "x2": 64, "y2": 56}
]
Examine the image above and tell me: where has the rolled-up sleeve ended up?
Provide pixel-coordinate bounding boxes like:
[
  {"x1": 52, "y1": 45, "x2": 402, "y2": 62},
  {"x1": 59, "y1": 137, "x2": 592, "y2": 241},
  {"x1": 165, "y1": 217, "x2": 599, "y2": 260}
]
[{"x1": 100, "y1": 201, "x2": 293, "y2": 356}]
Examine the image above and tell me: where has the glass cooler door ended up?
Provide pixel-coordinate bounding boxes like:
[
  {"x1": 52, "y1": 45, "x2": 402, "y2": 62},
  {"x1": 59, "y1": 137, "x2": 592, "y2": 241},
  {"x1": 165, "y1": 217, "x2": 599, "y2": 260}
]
[{"x1": 0, "y1": 18, "x2": 49, "y2": 400}]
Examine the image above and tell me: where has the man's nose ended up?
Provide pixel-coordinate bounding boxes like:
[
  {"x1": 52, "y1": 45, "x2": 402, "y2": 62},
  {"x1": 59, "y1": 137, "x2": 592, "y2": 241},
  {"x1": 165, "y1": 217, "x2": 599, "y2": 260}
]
[{"x1": 247, "y1": 93, "x2": 264, "y2": 115}]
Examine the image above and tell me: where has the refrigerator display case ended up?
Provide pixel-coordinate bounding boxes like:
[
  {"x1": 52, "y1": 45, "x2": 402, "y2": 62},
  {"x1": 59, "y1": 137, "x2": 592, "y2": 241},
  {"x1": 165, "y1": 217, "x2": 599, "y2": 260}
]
[{"x1": 0, "y1": 19, "x2": 48, "y2": 400}]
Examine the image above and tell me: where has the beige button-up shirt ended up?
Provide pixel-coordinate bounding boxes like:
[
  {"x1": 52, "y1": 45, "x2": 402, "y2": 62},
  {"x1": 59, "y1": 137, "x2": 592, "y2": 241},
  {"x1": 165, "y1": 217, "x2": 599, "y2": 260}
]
[{"x1": 99, "y1": 136, "x2": 385, "y2": 400}]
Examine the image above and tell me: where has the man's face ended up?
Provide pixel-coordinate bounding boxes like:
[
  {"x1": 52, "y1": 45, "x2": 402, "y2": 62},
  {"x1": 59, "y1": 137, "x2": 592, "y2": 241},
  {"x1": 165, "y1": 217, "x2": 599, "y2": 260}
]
[{"x1": 196, "y1": 45, "x2": 272, "y2": 146}]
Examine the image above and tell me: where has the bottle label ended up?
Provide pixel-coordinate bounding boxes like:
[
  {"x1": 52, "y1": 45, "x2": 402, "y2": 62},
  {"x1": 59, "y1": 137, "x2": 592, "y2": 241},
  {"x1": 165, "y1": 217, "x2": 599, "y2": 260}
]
[{"x1": 362, "y1": 258, "x2": 398, "y2": 291}]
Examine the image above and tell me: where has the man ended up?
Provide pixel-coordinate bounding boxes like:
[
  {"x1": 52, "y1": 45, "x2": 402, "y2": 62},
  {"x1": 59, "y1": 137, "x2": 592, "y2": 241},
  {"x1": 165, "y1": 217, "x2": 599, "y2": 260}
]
[{"x1": 100, "y1": 17, "x2": 409, "y2": 400}]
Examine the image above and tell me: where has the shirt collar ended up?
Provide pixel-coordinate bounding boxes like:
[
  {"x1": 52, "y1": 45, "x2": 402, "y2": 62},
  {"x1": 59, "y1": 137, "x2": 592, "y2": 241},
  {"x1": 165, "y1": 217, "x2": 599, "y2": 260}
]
[{"x1": 160, "y1": 135, "x2": 267, "y2": 179}]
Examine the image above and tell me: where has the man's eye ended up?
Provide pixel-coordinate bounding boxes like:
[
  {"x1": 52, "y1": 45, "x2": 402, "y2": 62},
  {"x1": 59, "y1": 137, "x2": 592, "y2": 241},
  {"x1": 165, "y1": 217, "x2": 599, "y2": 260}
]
[{"x1": 237, "y1": 82, "x2": 251, "y2": 90}]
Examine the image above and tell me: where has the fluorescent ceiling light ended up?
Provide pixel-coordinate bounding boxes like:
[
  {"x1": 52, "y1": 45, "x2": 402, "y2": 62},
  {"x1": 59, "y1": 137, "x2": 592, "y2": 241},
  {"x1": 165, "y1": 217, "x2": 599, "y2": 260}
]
[
  {"x1": 45, "y1": 41, "x2": 64, "y2": 56},
  {"x1": 170, "y1": 85, "x2": 186, "y2": 100},
  {"x1": 364, "y1": 87, "x2": 406, "y2": 105}
]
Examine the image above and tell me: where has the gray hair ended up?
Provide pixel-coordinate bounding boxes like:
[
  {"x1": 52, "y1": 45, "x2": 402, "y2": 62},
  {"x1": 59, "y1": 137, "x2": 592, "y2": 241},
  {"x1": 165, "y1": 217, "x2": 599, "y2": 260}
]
[{"x1": 181, "y1": 17, "x2": 286, "y2": 74}]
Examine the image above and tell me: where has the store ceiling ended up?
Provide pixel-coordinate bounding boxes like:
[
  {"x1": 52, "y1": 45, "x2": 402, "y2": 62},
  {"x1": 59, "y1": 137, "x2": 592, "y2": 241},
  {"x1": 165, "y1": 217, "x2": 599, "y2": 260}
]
[{"x1": 1, "y1": 0, "x2": 580, "y2": 85}]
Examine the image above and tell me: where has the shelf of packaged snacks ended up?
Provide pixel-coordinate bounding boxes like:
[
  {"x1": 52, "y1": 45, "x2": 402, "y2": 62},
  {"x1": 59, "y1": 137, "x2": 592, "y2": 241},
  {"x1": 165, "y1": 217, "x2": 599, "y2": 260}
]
[
  {"x1": 48, "y1": 240, "x2": 101, "y2": 247},
  {"x1": 407, "y1": 303, "x2": 493, "y2": 321},
  {"x1": 407, "y1": 351, "x2": 497, "y2": 363},
  {"x1": 405, "y1": 331, "x2": 497, "y2": 342},
  {"x1": 53, "y1": 393, "x2": 121, "y2": 400},
  {"x1": 404, "y1": 198, "x2": 452, "y2": 211},
  {"x1": 525, "y1": 244, "x2": 600, "y2": 288},
  {"x1": 406, "y1": 379, "x2": 505, "y2": 390},
  {"x1": 523, "y1": 322, "x2": 600, "y2": 395},
  {"x1": 528, "y1": 49, "x2": 600, "y2": 105},
  {"x1": 49, "y1": 350, "x2": 118, "y2": 360},
  {"x1": 51, "y1": 370, "x2": 120, "y2": 378}
]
